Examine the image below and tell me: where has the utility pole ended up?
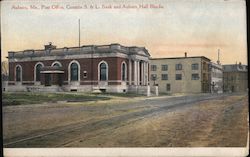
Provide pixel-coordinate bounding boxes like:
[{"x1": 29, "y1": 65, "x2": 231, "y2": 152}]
[
  {"x1": 217, "y1": 49, "x2": 221, "y2": 65},
  {"x1": 78, "y1": 19, "x2": 81, "y2": 47}
]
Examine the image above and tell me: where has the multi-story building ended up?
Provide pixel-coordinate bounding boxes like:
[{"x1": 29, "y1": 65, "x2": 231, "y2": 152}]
[
  {"x1": 210, "y1": 62, "x2": 223, "y2": 93},
  {"x1": 7, "y1": 43, "x2": 150, "y2": 93},
  {"x1": 223, "y1": 63, "x2": 248, "y2": 92},
  {"x1": 149, "y1": 53, "x2": 211, "y2": 94}
]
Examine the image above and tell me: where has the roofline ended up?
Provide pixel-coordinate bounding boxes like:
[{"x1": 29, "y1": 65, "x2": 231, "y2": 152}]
[
  {"x1": 150, "y1": 56, "x2": 211, "y2": 61},
  {"x1": 8, "y1": 43, "x2": 149, "y2": 53},
  {"x1": 222, "y1": 64, "x2": 248, "y2": 66}
]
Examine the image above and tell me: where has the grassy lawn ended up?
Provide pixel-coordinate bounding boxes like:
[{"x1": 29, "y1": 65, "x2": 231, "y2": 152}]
[
  {"x1": 2, "y1": 92, "x2": 111, "y2": 106},
  {"x1": 2, "y1": 92, "x2": 146, "y2": 106},
  {"x1": 98, "y1": 92, "x2": 145, "y2": 98}
]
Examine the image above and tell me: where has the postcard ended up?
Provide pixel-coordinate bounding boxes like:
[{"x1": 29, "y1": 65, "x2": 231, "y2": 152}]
[{"x1": 1, "y1": 0, "x2": 249, "y2": 156}]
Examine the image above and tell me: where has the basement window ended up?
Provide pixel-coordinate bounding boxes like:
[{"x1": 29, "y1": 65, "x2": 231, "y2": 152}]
[{"x1": 83, "y1": 71, "x2": 87, "y2": 78}]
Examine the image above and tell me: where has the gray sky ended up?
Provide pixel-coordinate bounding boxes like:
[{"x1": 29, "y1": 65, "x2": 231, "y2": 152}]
[{"x1": 1, "y1": 0, "x2": 247, "y2": 64}]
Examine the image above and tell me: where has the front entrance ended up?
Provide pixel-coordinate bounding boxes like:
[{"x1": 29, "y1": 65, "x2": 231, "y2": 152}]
[
  {"x1": 231, "y1": 86, "x2": 234, "y2": 92},
  {"x1": 40, "y1": 66, "x2": 64, "y2": 86},
  {"x1": 58, "y1": 74, "x2": 63, "y2": 86},
  {"x1": 45, "y1": 74, "x2": 51, "y2": 86}
]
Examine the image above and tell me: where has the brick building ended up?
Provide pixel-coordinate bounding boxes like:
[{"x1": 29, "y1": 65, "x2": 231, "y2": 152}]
[
  {"x1": 149, "y1": 53, "x2": 211, "y2": 94},
  {"x1": 7, "y1": 43, "x2": 150, "y2": 93},
  {"x1": 223, "y1": 63, "x2": 248, "y2": 92}
]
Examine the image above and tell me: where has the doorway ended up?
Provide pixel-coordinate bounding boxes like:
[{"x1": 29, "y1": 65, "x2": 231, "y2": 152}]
[{"x1": 45, "y1": 74, "x2": 51, "y2": 86}]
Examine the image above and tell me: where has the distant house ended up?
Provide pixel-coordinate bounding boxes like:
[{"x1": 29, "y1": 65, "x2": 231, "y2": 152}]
[
  {"x1": 7, "y1": 43, "x2": 150, "y2": 93},
  {"x1": 149, "y1": 53, "x2": 211, "y2": 94},
  {"x1": 223, "y1": 63, "x2": 248, "y2": 92}
]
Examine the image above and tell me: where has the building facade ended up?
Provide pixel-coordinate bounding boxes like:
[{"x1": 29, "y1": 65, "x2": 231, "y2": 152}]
[
  {"x1": 223, "y1": 63, "x2": 248, "y2": 93},
  {"x1": 149, "y1": 55, "x2": 211, "y2": 94},
  {"x1": 210, "y1": 62, "x2": 223, "y2": 93},
  {"x1": 7, "y1": 43, "x2": 150, "y2": 93}
]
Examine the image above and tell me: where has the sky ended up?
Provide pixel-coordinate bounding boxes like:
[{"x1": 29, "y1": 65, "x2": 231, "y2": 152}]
[{"x1": 1, "y1": 0, "x2": 248, "y2": 64}]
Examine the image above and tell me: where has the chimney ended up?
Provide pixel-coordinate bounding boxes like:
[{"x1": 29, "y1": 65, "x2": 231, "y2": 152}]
[
  {"x1": 184, "y1": 52, "x2": 187, "y2": 57},
  {"x1": 44, "y1": 42, "x2": 56, "y2": 50}
]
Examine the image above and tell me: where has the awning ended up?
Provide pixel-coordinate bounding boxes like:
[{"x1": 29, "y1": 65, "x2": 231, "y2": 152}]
[{"x1": 40, "y1": 66, "x2": 64, "y2": 74}]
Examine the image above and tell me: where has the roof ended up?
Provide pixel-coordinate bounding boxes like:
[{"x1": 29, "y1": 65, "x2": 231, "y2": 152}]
[
  {"x1": 223, "y1": 64, "x2": 248, "y2": 72},
  {"x1": 150, "y1": 56, "x2": 211, "y2": 61},
  {"x1": 8, "y1": 43, "x2": 151, "y2": 59}
]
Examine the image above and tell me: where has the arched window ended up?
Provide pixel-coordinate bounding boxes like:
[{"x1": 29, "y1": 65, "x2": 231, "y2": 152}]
[
  {"x1": 52, "y1": 61, "x2": 62, "y2": 67},
  {"x1": 100, "y1": 62, "x2": 108, "y2": 81},
  {"x1": 36, "y1": 64, "x2": 43, "y2": 81},
  {"x1": 16, "y1": 66, "x2": 22, "y2": 82},
  {"x1": 121, "y1": 62, "x2": 127, "y2": 81},
  {"x1": 70, "y1": 63, "x2": 79, "y2": 81},
  {"x1": 34, "y1": 62, "x2": 44, "y2": 82},
  {"x1": 53, "y1": 63, "x2": 60, "y2": 67}
]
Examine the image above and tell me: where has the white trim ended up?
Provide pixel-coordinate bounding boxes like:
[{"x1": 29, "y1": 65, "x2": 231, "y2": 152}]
[
  {"x1": 22, "y1": 81, "x2": 35, "y2": 83},
  {"x1": 68, "y1": 60, "x2": 81, "y2": 82},
  {"x1": 15, "y1": 64, "x2": 22, "y2": 82},
  {"x1": 51, "y1": 61, "x2": 62, "y2": 67},
  {"x1": 121, "y1": 61, "x2": 127, "y2": 81},
  {"x1": 98, "y1": 60, "x2": 109, "y2": 81},
  {"x1": 34, "y1": 62, "x2": 44, "y2": 82},
  {"x1": 9, "y1": 53, "x2": 149, "y2": 63},
  {"x1": 40, "y1": 71, "x2": 64, "y2": 74}
]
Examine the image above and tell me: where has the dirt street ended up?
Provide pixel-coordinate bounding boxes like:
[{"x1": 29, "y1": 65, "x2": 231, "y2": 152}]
[{"x1": 3, "y1": 93, "x2": 248, "y2": 147}]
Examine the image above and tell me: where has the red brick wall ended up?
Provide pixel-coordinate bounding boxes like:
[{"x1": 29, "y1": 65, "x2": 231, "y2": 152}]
[{"x1": 8, "y1": 57, "x2": 130, "y2": 83}]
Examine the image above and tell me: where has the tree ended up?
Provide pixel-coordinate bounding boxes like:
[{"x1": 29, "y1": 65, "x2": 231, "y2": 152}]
[{"x1": 1, "y1": 61, "x2": 9, "y2": 81}]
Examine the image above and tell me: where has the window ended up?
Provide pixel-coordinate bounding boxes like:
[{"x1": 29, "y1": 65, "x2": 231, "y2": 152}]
[
  {"x1": 191, "y1": 74, "x2": 199, "y2": 80},
  {"x1": 192, "y1": 63, "x2": 199, "y2": 70},
  {"x1": 52, "y1": 61, "x2": 62, "y2": 67},
  {"x1": 121, "y1": 62, "x2": 127, "y2": 81},
  {"x1": 36, "y1": 64, "x2": 43, "y2": 81},
  {"x1": 70, "y1": 63, "x2": 79, "y2": 81},
  {"x1": 151, "y1": 74, "x2": 157, "y2": 81},
  {"x1": 83, "y1": 71, "x2": 87, "y2": 78},
  {"x1": 176, "y1": 74, "x2": 182, "y2": 80},
  {"x1": 16, "y1": 66, "x2": 21, "y2": 82},
  {"x1": 175, "y1": 64, "x2": 182, "y2": 70},
  {"x1": 161, "y1": 65, "x2": 168, "y2": 71},
  {"x1": 151, "y1": 65, "x2": 157, "y2": 71},
  {"x1": 166, "y1": 84, "x2": 171, "y2": 91},
  {"x1": 161, "y1": 74, "x2": 168, "y2": 80},
  {"x1": 100, "y1": 62, "x2": 107, "y2": 81}
]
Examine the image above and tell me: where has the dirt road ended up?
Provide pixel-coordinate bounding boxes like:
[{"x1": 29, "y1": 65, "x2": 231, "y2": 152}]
[{"x1": 3, "y1": 93, "x2": 248, "y2": 147}]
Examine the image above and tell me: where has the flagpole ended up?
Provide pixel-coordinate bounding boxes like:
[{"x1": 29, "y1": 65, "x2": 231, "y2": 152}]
[{"x1": 78, "y1": 19, "x2": 80, "y2": 47}]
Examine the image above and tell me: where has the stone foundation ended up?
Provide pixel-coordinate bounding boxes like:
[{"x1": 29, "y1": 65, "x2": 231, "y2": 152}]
[{"x1": 5, "y1": 84, "x2": 150, "y2": 95}]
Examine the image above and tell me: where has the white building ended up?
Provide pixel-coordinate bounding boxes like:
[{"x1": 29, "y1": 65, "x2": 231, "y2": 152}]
[{"x1": 210, "y1": 62, "x2": 223, "y2": 93}]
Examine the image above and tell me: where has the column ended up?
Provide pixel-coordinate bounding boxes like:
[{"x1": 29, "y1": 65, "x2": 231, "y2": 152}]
[
  {"x1": 137, "y1": 61, "x2": 140, "y2": 86},
  {"x1": 143, "y1": 62, "x2": 146, "y2": 85},
  {"x1": 145, "y1": 62, "x2": 148, "y2": 85},
  {"x1": 134, "y1": 60, "x2": 137, "y2": 85},
  {"x1": 129, "y1": 59, "x2": 132, "y2": 85},
  {"x1": 141, "y1": 61, "x2": 144, "y2": 85}
]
